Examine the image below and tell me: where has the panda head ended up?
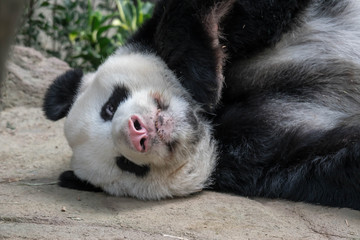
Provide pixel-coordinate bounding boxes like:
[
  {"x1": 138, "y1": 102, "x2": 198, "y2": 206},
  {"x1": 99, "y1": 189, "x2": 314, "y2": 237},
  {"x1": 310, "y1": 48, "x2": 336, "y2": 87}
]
[
  {"x1": 43, "y1": 45, "x2": 217, "y2": 199},
  {"x1": 64, "y1": 47, "x2": 200, "y2": 166}
]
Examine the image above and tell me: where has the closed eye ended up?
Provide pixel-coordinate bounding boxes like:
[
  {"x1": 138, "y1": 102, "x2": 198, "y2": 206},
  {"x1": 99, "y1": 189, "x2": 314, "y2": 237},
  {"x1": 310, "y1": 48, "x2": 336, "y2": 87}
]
[
  {"x1": 100, "y1": 85, "x2": 129, "y2": 121},
  {"x1": 153, "y1": 93, "x2": 169, "y2": 111}
]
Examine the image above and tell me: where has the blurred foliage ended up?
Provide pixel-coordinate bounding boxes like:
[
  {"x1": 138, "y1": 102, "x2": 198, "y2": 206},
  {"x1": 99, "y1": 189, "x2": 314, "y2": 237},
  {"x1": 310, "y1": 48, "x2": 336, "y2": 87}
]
[
  {"x1": 16, "y1": 0, "x2": 154, "y2": 70},
  {"x1": 16, "y1": 0, "x2": 50, "y2": 51}
]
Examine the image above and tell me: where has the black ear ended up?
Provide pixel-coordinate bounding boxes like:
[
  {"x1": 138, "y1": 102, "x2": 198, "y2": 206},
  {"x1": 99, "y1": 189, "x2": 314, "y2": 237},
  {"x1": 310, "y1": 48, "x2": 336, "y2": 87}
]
[
  {"x1": 43, "y1": 69, "x2": 83, "y2": 121},
  {"x1": 152, "y1": 0, "x2": 235, "y2": 111}
]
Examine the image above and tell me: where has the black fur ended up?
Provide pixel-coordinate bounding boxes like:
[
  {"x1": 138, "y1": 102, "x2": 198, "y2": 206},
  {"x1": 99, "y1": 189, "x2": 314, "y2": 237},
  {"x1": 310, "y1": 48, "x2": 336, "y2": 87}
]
[
  {"x1": 220, "y1": 0, "x2": 311, "y2": 59},
  {"x1": 115, "y1": 156, "x2": 150, "y2": 177},
  {"x1": 129, "y1": 0, "x2": 232, "y2": 111},
  {"x1": 43, "y1": 69, "x2": 83, "y2": 121},
  {"x1": 208, "y1": 0, "x2": 360, "y2": 210},
  {"x1": 212, "y1": 100, "x2": 360, "y2": 209},
  {"x1": 59, "y1": 170, "x2": 102, "y2": 192}
]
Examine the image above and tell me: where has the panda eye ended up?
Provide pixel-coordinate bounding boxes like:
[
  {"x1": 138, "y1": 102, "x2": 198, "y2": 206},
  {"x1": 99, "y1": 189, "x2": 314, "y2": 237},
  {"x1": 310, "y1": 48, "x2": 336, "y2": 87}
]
[
  {"x1": 154, "y1": 97, "x2": 163, "y2": 110},
  {"x1": 101, "y1": 101, "x2": 117, "y2": 121},
  {"x1": 100, "y1": 85, "x2": 129, "y2": 121},
  {"x1": 105, "y1": 103, "x2": 115, "y2": 117},
  {"x1": 153, "y1": 94, "x2": 168, "y2": 111}
]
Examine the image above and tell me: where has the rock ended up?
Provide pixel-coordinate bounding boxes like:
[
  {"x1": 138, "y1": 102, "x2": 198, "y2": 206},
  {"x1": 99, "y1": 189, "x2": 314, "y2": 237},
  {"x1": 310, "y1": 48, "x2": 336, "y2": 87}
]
[{"x1": 1, "y1": 45, "x2": 69, "y2": 109}]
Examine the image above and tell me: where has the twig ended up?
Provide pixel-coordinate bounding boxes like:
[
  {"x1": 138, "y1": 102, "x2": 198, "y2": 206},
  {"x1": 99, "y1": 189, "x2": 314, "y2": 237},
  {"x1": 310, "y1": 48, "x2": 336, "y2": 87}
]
[
  {"x1": 18, "y1": 181, "x2": 58, "y2": 186},
  {"x1": 162, "y1": 234, "x2": 189, "y2": 240}
]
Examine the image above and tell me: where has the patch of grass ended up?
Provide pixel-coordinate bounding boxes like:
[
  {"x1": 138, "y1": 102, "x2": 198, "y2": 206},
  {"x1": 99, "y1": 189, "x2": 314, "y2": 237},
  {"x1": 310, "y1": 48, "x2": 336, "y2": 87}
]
[{"x1": 6, "y1": 122, "x2": 15, "y2": 130}]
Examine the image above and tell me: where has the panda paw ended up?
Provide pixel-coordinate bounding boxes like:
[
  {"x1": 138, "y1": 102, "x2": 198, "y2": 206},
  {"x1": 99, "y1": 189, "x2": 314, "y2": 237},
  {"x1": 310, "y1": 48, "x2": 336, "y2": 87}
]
[{"x1": 58, "y1": 170, "x2": 103, "y2": 192}]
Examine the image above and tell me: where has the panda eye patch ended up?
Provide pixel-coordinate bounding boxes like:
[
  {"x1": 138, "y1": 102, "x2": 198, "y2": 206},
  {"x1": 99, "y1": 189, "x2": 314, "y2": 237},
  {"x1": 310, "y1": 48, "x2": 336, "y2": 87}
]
[{"x1": 100, "y1": 86, "x2": 129, "y2": 121}]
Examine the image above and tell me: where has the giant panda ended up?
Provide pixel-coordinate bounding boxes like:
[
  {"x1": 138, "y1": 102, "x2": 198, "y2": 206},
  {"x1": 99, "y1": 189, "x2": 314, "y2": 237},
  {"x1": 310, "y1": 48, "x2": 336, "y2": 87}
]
[{"x1": 44, "y1": 0, "x2": 360, "y2": 210}]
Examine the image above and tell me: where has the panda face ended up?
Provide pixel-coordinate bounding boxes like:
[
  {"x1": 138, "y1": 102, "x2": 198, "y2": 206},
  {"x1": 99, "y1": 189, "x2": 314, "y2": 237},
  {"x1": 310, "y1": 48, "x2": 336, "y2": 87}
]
[{"x1": 59, "y1": 49, "x2": 215, "y2": 199}]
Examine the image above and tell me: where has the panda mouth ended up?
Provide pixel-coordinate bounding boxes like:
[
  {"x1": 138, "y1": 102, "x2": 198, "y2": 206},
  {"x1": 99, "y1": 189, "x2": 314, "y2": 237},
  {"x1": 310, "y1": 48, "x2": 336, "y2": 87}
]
[{"x1": 115, "y1": 156, "x2": 150, "y2": 177}]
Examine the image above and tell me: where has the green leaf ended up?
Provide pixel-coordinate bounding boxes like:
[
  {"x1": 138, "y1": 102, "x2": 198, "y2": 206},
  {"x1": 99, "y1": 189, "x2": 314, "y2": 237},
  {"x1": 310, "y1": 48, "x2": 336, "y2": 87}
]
[
  {"x1": 69, "y1": 32, "x2": 79, "y2": 43},
  {"x1": 52, "y1": 4, "x2": 66, "y2": 11},
  {"x1": 112, "y1": 19, "x2": 122, "y2": 26},
  {"x1": 97, "y1": 25, "x2": 113, "y2": 38},
  {"x1": 115, "y1": 0, "x2": 126, "y2": 24},
  {"x1": 142, "y1": 2, "x2": 154, "y2": 14},
  {"x1": 91, "y1": 30, "x2": 98, "y2": 42},
  {"x1": 40, "y1": 1, "x2": 50, "y2": 7},
  {"x1": 90, "y1": 12, "x2": 103, "y2": 31},
  {"x1": 98, "y1": 37, "x2": 112, "y2": 54},
  {"x1": 130, "y1": 3, "x2": 137, "y2": 31},
  {"x1": 112, "y1": 19, "x2": 129, "y2": 31}
]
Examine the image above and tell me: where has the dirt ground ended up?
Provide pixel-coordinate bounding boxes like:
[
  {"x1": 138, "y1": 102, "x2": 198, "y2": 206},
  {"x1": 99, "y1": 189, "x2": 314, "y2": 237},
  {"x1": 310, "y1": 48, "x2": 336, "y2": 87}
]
[{"x1": 1, "y1": 106, "x2": 360, "y2": 240}]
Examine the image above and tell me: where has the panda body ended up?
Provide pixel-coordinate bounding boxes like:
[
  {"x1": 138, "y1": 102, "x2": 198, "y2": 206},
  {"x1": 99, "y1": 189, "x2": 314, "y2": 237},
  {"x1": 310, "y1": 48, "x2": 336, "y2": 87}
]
[{"x1": 44, "y1": 0, "x2": 360, "y2": 209}]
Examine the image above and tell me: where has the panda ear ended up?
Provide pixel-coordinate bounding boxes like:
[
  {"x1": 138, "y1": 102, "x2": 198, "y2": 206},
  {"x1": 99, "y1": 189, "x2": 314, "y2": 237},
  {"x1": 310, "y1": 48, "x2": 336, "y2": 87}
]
[
  {"x1": 43, "y1": 69, "x2": 83, "y2": 121},
  {"x1": 153, "y1": 0, "x2": 235, "y2": 111}
]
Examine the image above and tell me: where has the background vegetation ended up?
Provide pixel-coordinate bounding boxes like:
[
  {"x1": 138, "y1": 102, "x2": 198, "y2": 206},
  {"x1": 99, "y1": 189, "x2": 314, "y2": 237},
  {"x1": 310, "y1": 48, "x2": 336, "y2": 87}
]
[{"x1": 16, "y1": 0, "x2": 154, "y2": 71}]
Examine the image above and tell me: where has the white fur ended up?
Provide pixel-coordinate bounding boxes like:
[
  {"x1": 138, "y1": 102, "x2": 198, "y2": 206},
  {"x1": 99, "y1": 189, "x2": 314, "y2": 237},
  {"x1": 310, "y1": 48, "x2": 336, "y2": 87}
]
[{"x1": 64, "y1": 48, "x2": 217, "y2": 200}]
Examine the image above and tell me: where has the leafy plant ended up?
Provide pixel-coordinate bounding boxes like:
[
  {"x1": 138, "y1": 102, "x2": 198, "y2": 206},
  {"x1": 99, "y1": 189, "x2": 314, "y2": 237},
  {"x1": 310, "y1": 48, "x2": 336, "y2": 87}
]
[
  {"x1": 114, "y1": 0, "x2": 154, "y2": 35},
  {"x1": 16, "y1": 0, "x2": 154, "y2": 71}
]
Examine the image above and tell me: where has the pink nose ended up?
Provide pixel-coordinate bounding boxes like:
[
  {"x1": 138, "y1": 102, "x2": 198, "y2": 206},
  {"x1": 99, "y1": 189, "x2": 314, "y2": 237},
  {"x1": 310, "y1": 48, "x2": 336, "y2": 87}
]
[{"x1": 128, "y1": 115, "x2": 148, "y2": 152}]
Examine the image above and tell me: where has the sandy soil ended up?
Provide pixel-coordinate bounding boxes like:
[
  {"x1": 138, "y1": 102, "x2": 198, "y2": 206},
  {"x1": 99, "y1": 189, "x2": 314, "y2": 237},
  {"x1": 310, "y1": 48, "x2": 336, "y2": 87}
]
[{"x1": 1, "y1": 106, "x2": 360, "y2": 240}]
